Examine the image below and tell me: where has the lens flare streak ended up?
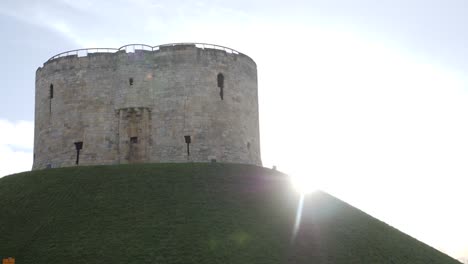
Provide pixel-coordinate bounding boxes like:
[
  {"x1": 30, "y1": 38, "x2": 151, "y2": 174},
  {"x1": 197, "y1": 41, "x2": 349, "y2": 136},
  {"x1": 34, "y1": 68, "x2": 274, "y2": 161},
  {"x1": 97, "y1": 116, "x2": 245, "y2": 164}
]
[{"x1": 292, "y1": 194, "x2": 305, "y2": 242}]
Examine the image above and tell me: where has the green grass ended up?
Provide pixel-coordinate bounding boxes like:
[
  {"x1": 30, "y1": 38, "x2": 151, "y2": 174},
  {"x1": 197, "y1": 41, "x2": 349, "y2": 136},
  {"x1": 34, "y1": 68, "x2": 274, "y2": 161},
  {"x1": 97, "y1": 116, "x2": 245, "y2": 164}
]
[{"x1": 0, "y1": 163, "x2": 460, "y2": 264}]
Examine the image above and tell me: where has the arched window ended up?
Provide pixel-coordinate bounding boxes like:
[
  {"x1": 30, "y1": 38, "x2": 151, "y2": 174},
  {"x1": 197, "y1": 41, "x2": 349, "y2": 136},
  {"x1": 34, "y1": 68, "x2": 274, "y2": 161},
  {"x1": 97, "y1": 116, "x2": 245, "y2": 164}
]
[
  {"x1": 49, "y1": 84, "x2": 54, "y2": 98},
  {"x1": 217, "y1": 73, "x2": 224, "y2": 100}
]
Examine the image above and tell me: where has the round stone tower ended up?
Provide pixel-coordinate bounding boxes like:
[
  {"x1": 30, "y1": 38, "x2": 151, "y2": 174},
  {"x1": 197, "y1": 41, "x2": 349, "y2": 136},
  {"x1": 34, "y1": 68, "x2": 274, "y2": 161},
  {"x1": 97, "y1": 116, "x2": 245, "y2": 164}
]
[{"x1": 33, "y1": 43, "x2": 261, "y2": 169}]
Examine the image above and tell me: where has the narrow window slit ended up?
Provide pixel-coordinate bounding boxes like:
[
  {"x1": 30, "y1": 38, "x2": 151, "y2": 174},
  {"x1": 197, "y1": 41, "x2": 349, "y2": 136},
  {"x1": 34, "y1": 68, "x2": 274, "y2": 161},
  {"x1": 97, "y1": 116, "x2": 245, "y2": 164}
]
[
  {"x1": 217, "y1": 73, "x2": 224, "y2": 100},
  {"x1": 49, "y1": 84, "x2": 54, "y2": 114},
  {"x1": 129, "y1": 78, "x2": 134, "y2": 86}
]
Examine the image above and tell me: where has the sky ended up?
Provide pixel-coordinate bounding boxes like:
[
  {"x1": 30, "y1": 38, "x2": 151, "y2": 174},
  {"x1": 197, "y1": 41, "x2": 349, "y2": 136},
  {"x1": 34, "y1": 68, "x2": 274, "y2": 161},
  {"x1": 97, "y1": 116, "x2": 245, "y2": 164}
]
[{"x1": 0, "y1": 0, "x2": 467, "y2": 261}]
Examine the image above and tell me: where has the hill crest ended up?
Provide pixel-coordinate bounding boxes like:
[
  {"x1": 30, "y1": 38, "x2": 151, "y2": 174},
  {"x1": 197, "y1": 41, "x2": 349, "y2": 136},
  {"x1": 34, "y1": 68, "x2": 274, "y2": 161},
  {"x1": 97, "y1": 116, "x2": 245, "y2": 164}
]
[{"x1": 0, "y1": 163, "x2": 460, "y2": 264}]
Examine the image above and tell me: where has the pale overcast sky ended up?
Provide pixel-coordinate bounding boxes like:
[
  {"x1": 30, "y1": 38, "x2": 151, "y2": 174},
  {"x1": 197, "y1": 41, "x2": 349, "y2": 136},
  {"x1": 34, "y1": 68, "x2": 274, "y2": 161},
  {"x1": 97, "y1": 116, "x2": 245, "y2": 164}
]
[{"x1": 0, "y1": 0, "x2": 467, "y2": 261}]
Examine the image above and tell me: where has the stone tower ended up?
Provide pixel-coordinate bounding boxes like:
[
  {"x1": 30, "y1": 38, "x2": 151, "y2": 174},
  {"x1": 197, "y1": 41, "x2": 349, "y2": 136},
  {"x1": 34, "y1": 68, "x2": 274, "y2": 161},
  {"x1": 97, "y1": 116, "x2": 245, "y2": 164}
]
[{"x1": 33, "y1": 43, "x2": 261, "y2": 169}]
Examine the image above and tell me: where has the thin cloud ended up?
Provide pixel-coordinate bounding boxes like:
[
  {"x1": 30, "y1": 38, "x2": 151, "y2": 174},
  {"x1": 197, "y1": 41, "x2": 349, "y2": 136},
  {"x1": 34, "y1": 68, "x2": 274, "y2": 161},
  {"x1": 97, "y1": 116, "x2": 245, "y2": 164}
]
[{"x1": 0, "y1": 119, "x2": 33, "y2": 177}]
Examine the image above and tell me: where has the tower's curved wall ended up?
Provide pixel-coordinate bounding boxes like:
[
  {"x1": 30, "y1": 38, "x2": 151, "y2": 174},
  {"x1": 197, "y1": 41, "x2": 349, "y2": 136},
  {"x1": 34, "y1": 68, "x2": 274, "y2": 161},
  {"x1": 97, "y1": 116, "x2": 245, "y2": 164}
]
[{"x1": 33, "y1": 44, "x2": 261, "y2": 169}]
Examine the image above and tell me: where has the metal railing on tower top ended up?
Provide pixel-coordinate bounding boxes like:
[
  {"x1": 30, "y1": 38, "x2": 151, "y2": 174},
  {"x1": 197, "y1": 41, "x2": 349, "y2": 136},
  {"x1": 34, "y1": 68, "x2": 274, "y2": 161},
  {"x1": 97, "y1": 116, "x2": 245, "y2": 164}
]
[
  {"x1": 47, "y1": 43, "x2": 242, "y2": 62},
  {"x1": 47, "y1": 48, "x2": 119, "y2": 62}
]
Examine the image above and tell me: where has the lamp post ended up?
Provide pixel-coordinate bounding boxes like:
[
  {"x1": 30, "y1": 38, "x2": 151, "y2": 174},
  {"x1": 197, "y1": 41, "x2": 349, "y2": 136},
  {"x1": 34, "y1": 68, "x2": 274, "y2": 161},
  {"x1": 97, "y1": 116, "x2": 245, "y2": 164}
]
[
  {"x1": 184, "y1": 135, "x2": 191, "y2": 159},
  {"x1": 74, "y1": 141, "x2": 83, "y2": 165}
]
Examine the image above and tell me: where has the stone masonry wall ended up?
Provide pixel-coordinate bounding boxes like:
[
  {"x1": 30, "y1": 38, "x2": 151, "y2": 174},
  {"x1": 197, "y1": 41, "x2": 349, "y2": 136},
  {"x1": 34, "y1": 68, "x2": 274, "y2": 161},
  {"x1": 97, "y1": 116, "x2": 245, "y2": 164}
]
[{"x1": 33, "y1": 44, "x2": 261, "y2": 169}]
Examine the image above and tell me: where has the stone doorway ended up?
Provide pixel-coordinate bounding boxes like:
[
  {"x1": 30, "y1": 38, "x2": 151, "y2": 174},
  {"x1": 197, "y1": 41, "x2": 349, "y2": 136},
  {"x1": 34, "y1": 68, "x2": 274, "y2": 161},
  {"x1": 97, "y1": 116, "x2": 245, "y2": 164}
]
[{"x1": 117, "y1": 107, "x2": 151, "y2": 163}]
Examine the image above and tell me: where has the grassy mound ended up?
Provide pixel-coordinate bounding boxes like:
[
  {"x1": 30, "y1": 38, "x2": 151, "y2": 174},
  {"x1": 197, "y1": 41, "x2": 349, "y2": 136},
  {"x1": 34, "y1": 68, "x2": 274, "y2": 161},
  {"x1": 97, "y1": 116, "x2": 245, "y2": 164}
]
[{"x1": 0, "y1": 163, "x2": 459, "y2": 264}]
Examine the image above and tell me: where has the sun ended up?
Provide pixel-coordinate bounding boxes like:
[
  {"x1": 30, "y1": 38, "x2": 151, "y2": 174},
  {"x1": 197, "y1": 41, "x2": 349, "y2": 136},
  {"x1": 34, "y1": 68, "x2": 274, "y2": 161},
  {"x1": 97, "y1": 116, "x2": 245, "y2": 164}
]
[{"x1": 290, "y1": 174, "x2": 318, "y2": 194}]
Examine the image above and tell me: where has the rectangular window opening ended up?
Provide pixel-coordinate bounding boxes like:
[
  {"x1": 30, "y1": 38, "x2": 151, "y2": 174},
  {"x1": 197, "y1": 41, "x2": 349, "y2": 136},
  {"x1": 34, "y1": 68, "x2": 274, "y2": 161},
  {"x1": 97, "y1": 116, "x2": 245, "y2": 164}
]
[{"x1": 130, "y1": 137, "x2": 138, "y2": 143}]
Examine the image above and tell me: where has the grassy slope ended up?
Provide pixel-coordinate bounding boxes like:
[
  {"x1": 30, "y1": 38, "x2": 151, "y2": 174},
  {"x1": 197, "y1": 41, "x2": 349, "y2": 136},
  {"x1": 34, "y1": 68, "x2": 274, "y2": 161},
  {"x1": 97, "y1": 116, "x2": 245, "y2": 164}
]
[{"x1": 0, "y1": 163, "x2": 460, "y2": 264}]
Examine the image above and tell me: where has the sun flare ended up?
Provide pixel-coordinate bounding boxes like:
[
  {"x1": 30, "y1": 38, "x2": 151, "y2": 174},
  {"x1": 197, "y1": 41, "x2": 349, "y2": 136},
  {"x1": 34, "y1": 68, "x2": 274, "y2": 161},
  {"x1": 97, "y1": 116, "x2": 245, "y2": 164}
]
[{"x1": 290, "y1": 175, "x2": 318, "y2": 194}]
